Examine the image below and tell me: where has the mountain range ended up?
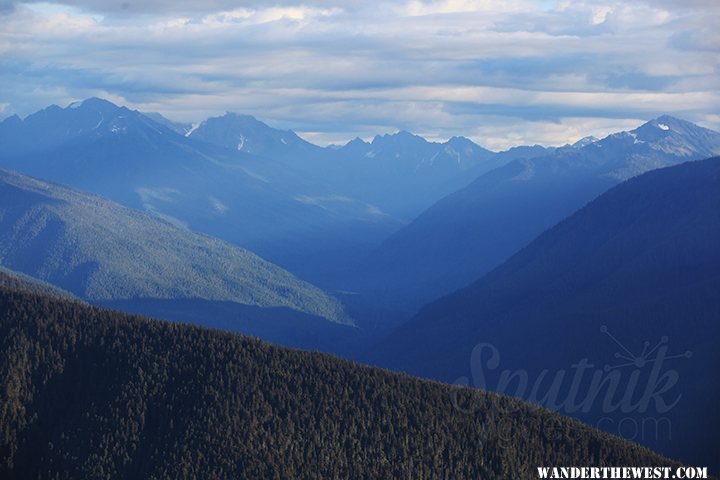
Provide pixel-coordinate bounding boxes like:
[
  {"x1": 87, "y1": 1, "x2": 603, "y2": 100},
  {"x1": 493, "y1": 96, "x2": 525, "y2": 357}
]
[
  {"x1": 0, "y1": 98, "x2": 565, "y2": 288},
  {"x1": 3, "y1": 100, "x2": 718, "y2": 322},
  {"x1": 372, "y1": 156, "x2": 720, "y2": 469},
  {"x1": 350, "y1": 115, "x2": 720, "y2": 314},
  {"x1": 0, "y1": 98, "x2": 399, "y2": 282},
  {"x1": 184, "y1": 112, "x2": 513, "y2": 220}
]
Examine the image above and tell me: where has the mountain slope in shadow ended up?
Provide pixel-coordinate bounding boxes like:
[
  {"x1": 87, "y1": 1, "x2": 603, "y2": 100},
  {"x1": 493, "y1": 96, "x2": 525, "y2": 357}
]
[
  {"x1": 372, "y1": 156, "x2": 720, "y2": 469},
  {"x1": 354, "y1": 117, "x2": 720, "y2": 314}
]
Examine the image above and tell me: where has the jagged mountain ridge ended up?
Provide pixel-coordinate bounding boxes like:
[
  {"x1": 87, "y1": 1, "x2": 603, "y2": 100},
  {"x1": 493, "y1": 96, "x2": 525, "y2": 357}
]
[
  {"x1": 0, "y1": 98, "x2": 400, "y2": 280},
  {"x1": 189, "y1": 112, "x2": 324, "y2": 158},
  {"x1": 349, "y1": 116, "x2": 720, "y2": 313},
  {"x1": 186, "y1": 112, "x2": 509, "y2": 220}
]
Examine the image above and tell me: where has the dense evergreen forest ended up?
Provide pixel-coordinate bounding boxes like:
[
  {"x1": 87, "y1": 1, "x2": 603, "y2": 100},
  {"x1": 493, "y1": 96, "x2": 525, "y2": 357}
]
[
  {"x1": 0, "y1": 276, "x2": 678, "y2": 479},
  {"x1": 0, "y1": 266, "x2": 78, "y2": 300}
]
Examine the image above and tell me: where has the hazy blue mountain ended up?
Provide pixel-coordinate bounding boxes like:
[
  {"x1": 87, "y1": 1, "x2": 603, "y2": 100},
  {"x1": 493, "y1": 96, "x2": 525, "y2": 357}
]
[
  {"x1": 186, "y1": 113, "x2": 505, "y2": 220},
  {"x1": 372, "y1": 156, "x2": 720, "y2": 469},
  {"x1": 0, "y1": 98, "x2": 511, "y2": 287},
  {"x1": 487, "y1": 139, "x2": 604, "y2": 168},
  {"x1": 352, "y1": 116, "x2": 720, "y2": 313},
  {"x1": 188, "y1": 112, "x2": 324, "y2": 159},
  {"x1": 142, "y1": 111, "x2": 193, "y2": 135},
  {"x1": 0, "y1": 98, "x2": 124, "y2": 157},
  {"x1": 326, "y1": 131, "x2": 503, "y2": 219},
  {"x1": 0, "y1": 169, "x2": 353, "y2": 335},
  {"x1": 0, "y1": 97, "x2": 251, "y2": 205},
  {"x1": 0, "y1": 99, "x2": 399, "y2": 282},
  {"x1": 493, "y1": 143, "x2": 556, "y2": 162}
]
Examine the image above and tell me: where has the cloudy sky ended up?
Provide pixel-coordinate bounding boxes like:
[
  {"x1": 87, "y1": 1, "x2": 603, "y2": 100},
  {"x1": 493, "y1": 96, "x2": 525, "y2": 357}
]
[{"x1": 1, "y1": 0, "x2": 718, "y2": 149}]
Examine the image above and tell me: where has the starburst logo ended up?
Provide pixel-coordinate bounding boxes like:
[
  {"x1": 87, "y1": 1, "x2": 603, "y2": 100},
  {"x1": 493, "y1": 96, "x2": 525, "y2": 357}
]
[{"x1": 600, "y1": 325, "x2": 692, "y2": 372}]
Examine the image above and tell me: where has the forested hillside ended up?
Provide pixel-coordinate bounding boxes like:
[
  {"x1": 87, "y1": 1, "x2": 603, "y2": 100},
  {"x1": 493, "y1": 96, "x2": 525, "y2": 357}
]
[
  {"x1": 0, "y1": 168, "x2": 349, "y2": 325},
  {"x1": 373, "y1": 156, "x2": 720, "y2": 469},
  {"x1": 0, "y1": 279, "x2": 677, "y2": 479}
]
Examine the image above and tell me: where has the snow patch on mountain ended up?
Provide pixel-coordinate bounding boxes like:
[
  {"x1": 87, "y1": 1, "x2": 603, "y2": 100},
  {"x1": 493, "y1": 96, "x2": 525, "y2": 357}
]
[
  {"x1": 628, "y1": 132, "x2": 644, "y2": 144},
  {"x1": 572, "y1": 136, "x2": 598, "y2": 148},
  {"x1": 185, "y1": 122, "x2": 201, "y2": 137}
]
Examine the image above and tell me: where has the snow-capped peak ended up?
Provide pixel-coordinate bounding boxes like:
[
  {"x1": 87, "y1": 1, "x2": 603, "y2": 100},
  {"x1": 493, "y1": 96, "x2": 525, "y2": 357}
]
[{"x1": 572, "y1": 136, "x2": 599, "y2": 148}]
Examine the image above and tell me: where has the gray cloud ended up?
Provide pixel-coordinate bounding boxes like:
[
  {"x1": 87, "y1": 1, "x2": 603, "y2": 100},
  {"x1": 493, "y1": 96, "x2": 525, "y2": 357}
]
[
  {"x1": 5, "y1": 0, "x2": 371, "y2": 15},
  {"x1": 639, "y1": 0, "x2": 720, "y2": 10},
  {"x1": 1, "y1": 0, "x2": 718, "y2": 148}
]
